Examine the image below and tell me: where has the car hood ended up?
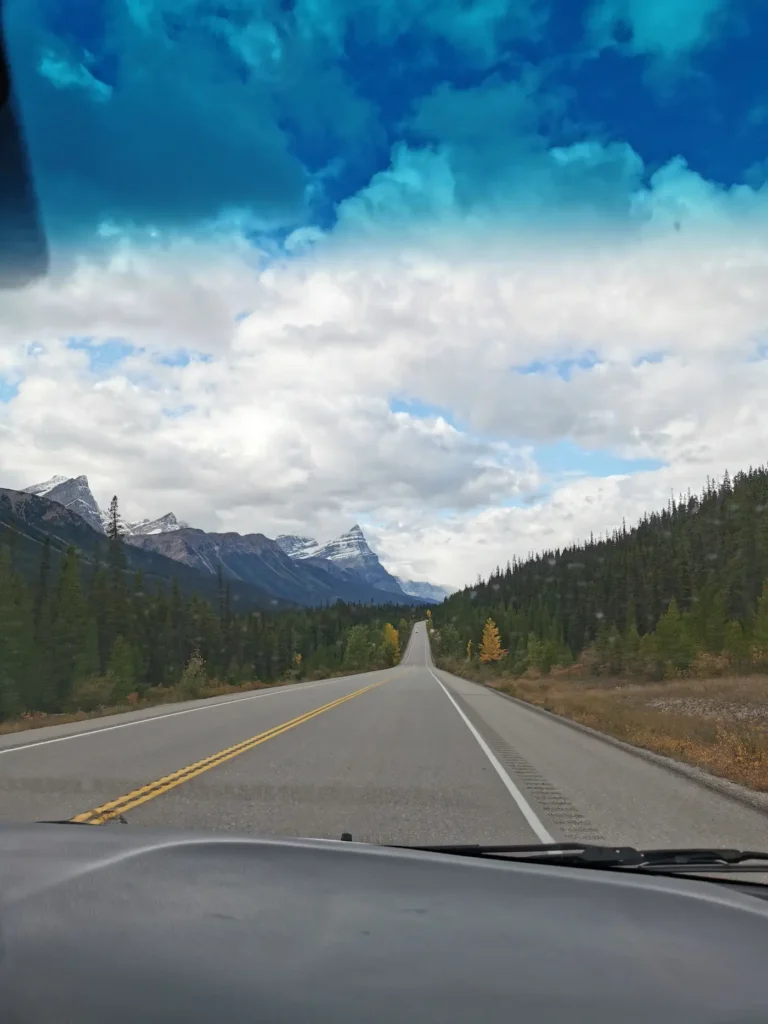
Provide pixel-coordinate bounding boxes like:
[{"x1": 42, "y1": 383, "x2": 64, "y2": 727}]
[{"x1": 2, "y1": 823, "x2": 768, "y2": 1024}]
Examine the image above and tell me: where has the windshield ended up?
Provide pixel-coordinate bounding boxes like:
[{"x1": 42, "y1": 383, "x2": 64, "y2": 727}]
[{"x1": 1, "y1": 0, "x2": 768, "y2": 871}]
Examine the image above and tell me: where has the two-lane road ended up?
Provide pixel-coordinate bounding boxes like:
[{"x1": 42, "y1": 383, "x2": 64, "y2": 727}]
[{"x1": 1, "y1": 622, "x2": 767, "y2": 849}]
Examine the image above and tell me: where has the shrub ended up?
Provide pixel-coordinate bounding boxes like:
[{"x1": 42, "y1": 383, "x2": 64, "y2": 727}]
[
  {"x1": 68, "y1": 675, "x2": 115, "y2": 713},
  {"x1": 179, "y1": 649, "x2": 207, "y2": 699}
]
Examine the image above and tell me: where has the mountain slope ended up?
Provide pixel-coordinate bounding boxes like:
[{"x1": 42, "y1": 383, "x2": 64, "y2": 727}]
[
  {"x1": 396, "y1": 578, "x2": 452, "y2": 603},
  {"x1": 20, "y1": 476, "x2": 423, "y2": 608},
  {"x1": 278, "y1": 524, "x2": 407, "y2": 596},
  {"x1": 126, "y1": 512, "x2": 188, "y2": 536},
  {"x1": 0, "y1": 488, "x2": 282, "y2": 610},
  {"x1": 128, "y1": 529, "x2": 419, "y2": 607},
  {"x1": 23, "y1": 475, "x2": 185, "y2": 537},
  {"x1": 24, "y1": 475, "x2": 106, "y2": 534},
  {"x1": 433, "y1": 464, "x2": 768, "y2": 667},
  {"x1": 275, "y1": 534, "x2": 320, "y2": 559}
]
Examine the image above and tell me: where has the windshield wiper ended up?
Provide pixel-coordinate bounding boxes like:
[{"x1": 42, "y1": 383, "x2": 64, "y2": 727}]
[{"x1": 392, "y1": 842, "x2": 768, "y2": 873}]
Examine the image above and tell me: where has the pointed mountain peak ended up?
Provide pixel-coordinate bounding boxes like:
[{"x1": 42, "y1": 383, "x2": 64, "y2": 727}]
[
  {"x1": 314, "y1": 525, "x2": 376, "y2": 565},
  {"x1": 24, "y1": 473, "x2": 105, "y2": 533}
]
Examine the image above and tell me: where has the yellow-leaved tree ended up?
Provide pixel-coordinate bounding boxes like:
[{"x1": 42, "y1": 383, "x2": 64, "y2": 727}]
[
  {"x1": 381, "y1": 623, "x2": 401, "y2": 666},
  {"x1": 479, "y1": 618, "x2": 506, "y2": 663}
]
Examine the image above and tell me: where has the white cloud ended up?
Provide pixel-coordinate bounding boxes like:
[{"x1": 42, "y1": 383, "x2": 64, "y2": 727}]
[{"x1": 3, "y1": 147, "x2": 768, "y2": 588}]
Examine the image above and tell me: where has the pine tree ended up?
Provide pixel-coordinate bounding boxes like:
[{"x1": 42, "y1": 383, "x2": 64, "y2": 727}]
[
  {"x1": 108, "y1": 635, "x2": 137, "y2": 702},
  {"x1": 479, "y1": 618, "x2": 505, "y2": 663},
  {"x1": 654, "y1": 599, "x2": 696, "y2": 674},
  {"x1": 723, "y1": 619, "x2": 749, "y2": 672},
  {"x1": 49, "y1": 547, "x2": 89, "y2": 709},
  {"x1": 33, "y1": 535, "x2": 51, "y2": 639},
  {"x1": 752, "y1": 580, "x2": 768, "y2": 659},
  {"x1": 106, "y1": 495, "x2": 123, "y2": 541},
  {"x1": 0, "y1": 546, "x2": 28, "y2": 719},
  {"x1": 436, "y1": 622, "x2": 461, "y2": 659},
  {"x1": 622, "y1": 615, "x2": 641, "y2": 674},
  {"x1": 343, "y1": 624, "x2": 371, "y2": 670},
  {"x1": 105, "y1": 496, "x2": 127, "y2": 658}
]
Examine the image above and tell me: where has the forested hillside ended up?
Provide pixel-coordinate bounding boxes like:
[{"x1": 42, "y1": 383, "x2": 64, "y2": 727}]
[
  {"x1": 432, "y1": 466, "x2": 768, "y2": 678},
  {"x1": 0, "y1": 520, "x2": 416, "y2": 721}
]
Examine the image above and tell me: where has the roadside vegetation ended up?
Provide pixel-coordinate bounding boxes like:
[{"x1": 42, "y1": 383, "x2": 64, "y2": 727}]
[
  {"x1": 0, "y1": 497, "x2": 415, "y2": 731},
  {"x1": 430, "y1": 465, "x2": 768, "y2": 792}
]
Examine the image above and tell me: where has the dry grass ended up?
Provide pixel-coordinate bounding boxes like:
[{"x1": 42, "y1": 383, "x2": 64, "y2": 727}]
[
  {"x1": 0, "y1": 662, "x2": 379, "y2": 738},
  {"x1": 0, "y1": 678, "x2": 276, "y2": 736},
  {"x1": 0, "y1": 672, "x2": 342, "y2": 737},
  {"x1": 440, "y1": 659, "x2": 768, "y2": 793}
]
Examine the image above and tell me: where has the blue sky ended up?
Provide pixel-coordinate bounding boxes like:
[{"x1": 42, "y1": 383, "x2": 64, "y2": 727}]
[
  {"x1": 6, "y1": 0, "x2": 767, "y2": 237},
  {"x1": 1, "y1": 0, "x2": 767, "y2": 586}
]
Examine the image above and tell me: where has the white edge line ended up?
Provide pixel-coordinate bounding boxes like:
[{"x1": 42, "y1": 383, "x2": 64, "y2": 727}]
[
  {"x1": 0, "y1": 677, "x2": 348, "y2": 756},
  {"x1": 428, "y1": 665, "x2": 554, "y2": 844}
]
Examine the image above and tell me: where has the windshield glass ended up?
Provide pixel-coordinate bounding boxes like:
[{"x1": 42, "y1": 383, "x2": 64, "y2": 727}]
[{"x1": 1, "y1": 0, "x2": 768, "y2": 868}]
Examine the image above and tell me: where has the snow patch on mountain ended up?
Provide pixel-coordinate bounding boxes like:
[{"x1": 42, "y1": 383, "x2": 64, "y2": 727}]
[
  {"x1": 21, "y1": 476, "x2": 444, "y2": 603},
  {"x1": 125, "y1": 512, "x2": 188, "y2": 536},
  {"x1": 312, "y1": 524, "x2": 374, "y2": 565},
  {"x1": 24, "y1": 475, "x2": 106, "y2": 534},
  {"x1": 279, "y1": 525, "x2": 445, "y2": 599},
  {"x1": 23, "y1": 475, "x2": 70, "y2": 497},
  {"x1": 275, "y1": 534, "x2": 320, "y2": 559},
  {"x1": 23, "y1": 475, "x2": 183, "y2": 538}
]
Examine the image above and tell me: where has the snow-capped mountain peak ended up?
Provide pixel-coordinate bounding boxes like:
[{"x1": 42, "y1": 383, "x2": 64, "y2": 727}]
[
  {"x1": 124, "y1": 512, "x2": 188, "y2": 536},
  {"x1": 24, "y1": 474, "x2": 105, "y2": 534},
  {"x1": 23, "y1": 474, "x2": 70, "y2": 497},
  {"x1": 275, "y1": 534, "x2": 320, "y2": 559},
  {"x1": 314, "y1": 524, "x2": 377, "y2": 566},
  {"x1": 23, "y1": 474, "x2": 184, "y2": 538},
  {"x1": 279, "y1": 524, "x2": 405, "y2": 596}
]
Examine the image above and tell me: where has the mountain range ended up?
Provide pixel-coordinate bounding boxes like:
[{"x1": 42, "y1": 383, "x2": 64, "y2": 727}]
[
  {"x1": 24, "y1": 475, "x2": 189, "y2": 537},
  {"x1": 0, "y1": 486, "x2": 283, "y2": 611},
  {"x1": 12, "y1": 475, "x2": 450, "y2": 607}
]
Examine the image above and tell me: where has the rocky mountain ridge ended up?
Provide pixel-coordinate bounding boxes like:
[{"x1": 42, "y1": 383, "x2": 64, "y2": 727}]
[
  {"x1": 23, "y1": 476, "x2": 187, "y2": 536},
  {"x1": 19, "y1": 475, "x2": 442, "y2": 606}
]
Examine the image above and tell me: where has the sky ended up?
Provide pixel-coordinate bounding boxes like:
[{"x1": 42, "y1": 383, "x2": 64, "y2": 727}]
[{"x1": 1, "y1": 0, "x2": 767, "y2": 589}]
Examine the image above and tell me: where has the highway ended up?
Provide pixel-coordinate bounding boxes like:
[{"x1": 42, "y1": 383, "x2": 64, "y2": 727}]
[{"x1": 0, "y1": 621, "x2": 767, "y2": 849}]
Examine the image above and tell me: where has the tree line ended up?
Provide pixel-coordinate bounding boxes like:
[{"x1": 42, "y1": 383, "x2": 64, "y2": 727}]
[
  {"x1": 0, "y1": 498, "x2": 415, "y2": 720},
  {"x1": 432, "y1": 465, "x2": 768, "y2": 679}
]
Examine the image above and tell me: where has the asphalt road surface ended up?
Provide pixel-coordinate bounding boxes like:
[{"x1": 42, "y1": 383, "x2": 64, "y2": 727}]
[{"x1": 1, "y1": 622, "x2": 767, "y2": 849}]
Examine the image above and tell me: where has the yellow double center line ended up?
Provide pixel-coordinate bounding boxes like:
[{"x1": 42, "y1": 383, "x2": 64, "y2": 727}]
[{"x1": 72, "y1": 680, "x2": 385, "y2": 825}]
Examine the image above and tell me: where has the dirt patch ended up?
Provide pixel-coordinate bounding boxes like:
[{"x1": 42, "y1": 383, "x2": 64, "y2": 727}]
[{"x1": 439, "y1": 659, "x2": 768, "y2": 793}]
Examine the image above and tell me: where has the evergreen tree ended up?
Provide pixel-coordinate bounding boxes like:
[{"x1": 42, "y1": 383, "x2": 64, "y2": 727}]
[
  {"x1": 0, "y1": 547, "x2": 28, "y2": 719},
  {"x1": 752, "y1": 580, "x2": 768, "y2": 660},
  {"x1": 104, "y1": 496, "x2": 127, "y2": 658},
  {"x1": 108, "y1": 635, "x2": 138, "y2": 701},
  {"x1": 723, "y1": 619, "x2": 749, "y2": 672},
  {"x1": 479, "y1": 618, "x2": 505, "y2": 663},
  {"x1": 343, "y1": 624, "x2": 371, "y2": 670},
  {"x1": 432, "y1": 465, "x2": 768, "y2": 680},
  {"x1": 49, "y1": 547, "x2": 89, "y2": 709}
]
